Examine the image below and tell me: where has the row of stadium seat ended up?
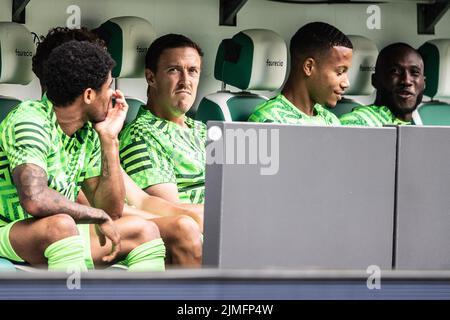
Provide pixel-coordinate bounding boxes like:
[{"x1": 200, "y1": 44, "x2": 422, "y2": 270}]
[
  {"x1": 195, "y1": 29, "x2": 450, "y2": 125},
  {"x1": 2, "y1": 18, "x2": 450, "y2": 125},
  {"x1": 0, "y1": 17, "x2": 153, "y2": 125}
]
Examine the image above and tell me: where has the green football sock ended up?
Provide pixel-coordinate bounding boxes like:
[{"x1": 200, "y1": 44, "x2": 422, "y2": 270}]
[
  {"x1": 44, "y1": 236, "x2": 88, "y2": 272},
  {"x1": 125, "y1": 238, "x2": 166, "y2": 272}
]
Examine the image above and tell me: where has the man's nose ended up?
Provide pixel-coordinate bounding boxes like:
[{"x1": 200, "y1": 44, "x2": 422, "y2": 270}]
[
  {"x1": 400, "y1": 71, "x2": 413, "y2": 86},
  {"x1": 341, "y1": 74, "x2": 350, "y2": 90},
  {"x1": 179, "y1": 69, "x2": 189, "y2": 83}
]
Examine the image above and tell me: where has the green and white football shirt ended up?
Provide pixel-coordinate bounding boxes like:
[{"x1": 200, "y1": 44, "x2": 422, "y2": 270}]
[
  {"x1": 119, "y1": 106, "x2": 206, "y2": 204},
  {"x1": 0, "y1": 95, "x2": 101, "y2": 226},
  {"x1": 339, "y1": 105, "x2": 411, "y2": 127},
  {"x1": 248, "y1": 94, "x2": 341, "y2": 125}
]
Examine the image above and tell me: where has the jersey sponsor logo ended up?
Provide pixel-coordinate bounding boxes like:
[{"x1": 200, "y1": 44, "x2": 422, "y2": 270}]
[
  {"x1": 266, "y1": 59, "x2": 284, "y2": 67},
  {"x1": 15, "y1": 48, "x2": 33, "y2": 57}
]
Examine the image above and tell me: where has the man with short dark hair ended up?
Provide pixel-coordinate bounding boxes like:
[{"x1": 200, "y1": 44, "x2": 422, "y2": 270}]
[
  {"x1": 249, "y1": 22, "x2": 353, "y2": 124},
  {"x1": 0, "y1": 40, "x2": 166, "y2": 271},
  {"x1": 120, "y1": 34, "x2": 206, "y2": 207},
  {"x1": 340, "y1": 43, "x2": 425, "y2": 126}
]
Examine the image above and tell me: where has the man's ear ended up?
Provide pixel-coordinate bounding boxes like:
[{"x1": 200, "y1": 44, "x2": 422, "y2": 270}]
[
  {"x1": 83, "y1": 88, "x2": 95, "y2": 105},
  {"x1": 303, "y1": 57, "x2": 315, "y2": 77},
  {"x1": 145, "y1": 68, "x2": 156, "y2": 87}
]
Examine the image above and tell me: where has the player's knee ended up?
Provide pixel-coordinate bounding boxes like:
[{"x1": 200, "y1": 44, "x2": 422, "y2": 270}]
[
  {"x1": 128, "y1": 217, "x2": 161, "y2": 244},
  {"x1": 42, "y1": 214, "x2": 78, "y2": 244},
  {"x1": 173, "y1": 215, "x2": 202, "y2": 251},
  {"x1": 140, "y1": 220, "x2": 161, "y2": 243},
  {"x1": 174, "y1": 215, "x2": 200, "y2": 237}
]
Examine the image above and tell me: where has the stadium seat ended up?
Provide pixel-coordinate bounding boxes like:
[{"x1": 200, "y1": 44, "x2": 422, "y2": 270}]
[
  {"x1": 414, "y1": 39, "x2": 450, "y2": 125},
  {"x1": 412, "y1": 102, "x2": 450, "y2": 126},
  {"x1": 96, "y1": 16, "x2": 156, "y2": 124},
  {"x1": 0, "y1": 23, "x2": 35, "y2": 271},
  {"x1": 0, "y1": 22, "x2": 34, "y2": 120},
  {"x1": 195, "y1": 29, "x2": 287, "y2": 123},
  {"x1": 123, "y1": 96, "x2": 146, "y2": 124},
  {"x1": 0, "y1": 95, "x2": 21, "y2": 120},
  {"x1": 327, "y1": 35, "x2": 378, "y2": 117}
]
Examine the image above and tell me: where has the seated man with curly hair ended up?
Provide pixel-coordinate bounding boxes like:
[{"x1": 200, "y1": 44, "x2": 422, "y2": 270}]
[{"x1": 0, "y1": 40, "x2": 166, "y2": 271}]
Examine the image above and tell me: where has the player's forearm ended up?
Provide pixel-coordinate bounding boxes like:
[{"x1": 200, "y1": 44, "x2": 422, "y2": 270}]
[
  {"x1": 139, "y1": 197, "x2": 203, "y2": 229},
  {"x1": 122, "y1": 205, "x2": 161, "y2": 219},
  {"x1": 94, "y1": 136, "x2": 125, "y2": 219},
  {"x1": 23, "y1": 187, "x2": 110, "y2": 224},
  {"x1": 139, "y1": 195, "x2": 196, "y2": 217},
  {"x1": 139, "y1": 195, "x2": 180, "y2": 216},
  {"x1": 179, "y1": 203, "x2": 204, "y2": 231},
  {"x1": 179, "y1": 203, "x2": 204, "y2": 219}
]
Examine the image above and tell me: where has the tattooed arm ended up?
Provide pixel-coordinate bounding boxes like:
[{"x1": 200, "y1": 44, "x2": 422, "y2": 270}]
[
  {"x1": 13, "y1": 163, "x2": 121, "y2": 260},
  {"x1": 13, "y1": 163, "x2": 111, "y2": 223}
]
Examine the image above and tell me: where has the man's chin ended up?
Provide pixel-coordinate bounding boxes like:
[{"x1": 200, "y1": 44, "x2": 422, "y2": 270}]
[
  {"x1": 176, "y1": 102, "x2": 194, "y2": 114},
  {"x1": 390, "y1": 103, "x2": 417, "y2": 119},
  {"x1": 396, "y1": 101, "x2": 418, "y2": 113},
  {"x1": 323, "y1": 100, "x2": 338, "y2": 108},
  {"x1": 90, "y1": 116, "x2": 107, "y2": 124}
]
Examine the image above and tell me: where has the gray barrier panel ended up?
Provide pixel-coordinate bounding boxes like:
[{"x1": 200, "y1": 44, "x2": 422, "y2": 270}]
[
  {"x1": 203, "y1": 122, "x2": 396, "y2": 269},
  {"x1": 396, "y1": 126, "x2": 450, "y2": 269}
]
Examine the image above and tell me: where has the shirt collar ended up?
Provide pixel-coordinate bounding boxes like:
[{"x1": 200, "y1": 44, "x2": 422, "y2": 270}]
[
  {"x1": 279, "y1": 94, "x2": 325, "y2": 117},
  {"x1": 379, "y1": 105, "x2": 411, "y2": 125},
  {"x1": 137, "y1": 105, "x2": 195, "y2": 129}
]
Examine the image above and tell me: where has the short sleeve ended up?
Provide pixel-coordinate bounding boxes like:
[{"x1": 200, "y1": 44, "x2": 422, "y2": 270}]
[{"x1": 1, "y1": 116, "x2": 50, "y2": 173}]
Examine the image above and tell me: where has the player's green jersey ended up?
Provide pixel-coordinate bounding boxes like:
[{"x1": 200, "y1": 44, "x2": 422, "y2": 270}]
[
  {"x1": 248, "y1": 94, "x2": 341, "y2": 125},
  {"x1": 119, "y1": 106, "x2": 206, "y2": 204},
  {"x1": 0, "y1": 95, "x2": 101, "y2": 226},
  {"x1": 339, "y1": 105, "x2": 411, "y2": 127}
]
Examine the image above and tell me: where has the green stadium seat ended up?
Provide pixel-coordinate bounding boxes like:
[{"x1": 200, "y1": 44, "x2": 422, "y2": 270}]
[
  {"x1": 327, "y1": 35, "x2": 378, "y2": 117},
  {"x1": 96, "y1": 16, "x2": 156, "y2": 124},
  {"x1": 414, "y1": 40, "x2": 450, "y2": 126},
  {"x1": 328, "y1": 97, "x2": 362, "y2": 118},
  {"x1": 0, "y1": 23, "x2": 35, "y2": 271},
  {"x1": 0, "y1": 22, "x2": 34, "y2": 121},
  {"x1": 196, "y1": 29, "x2": 287, "y2": 123},
  {"x1": 124, "y1": 96, "x2": 145, "y2": 124},
  {"x1": 413, "y1": 102, "x2": 450, "y2": 126},
  {"x1": 0, "y1": 95, "x2": 20, "y2": 121},
  {"x1": 0, "y1": 22, "x2": 35, "y2": 85}
]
